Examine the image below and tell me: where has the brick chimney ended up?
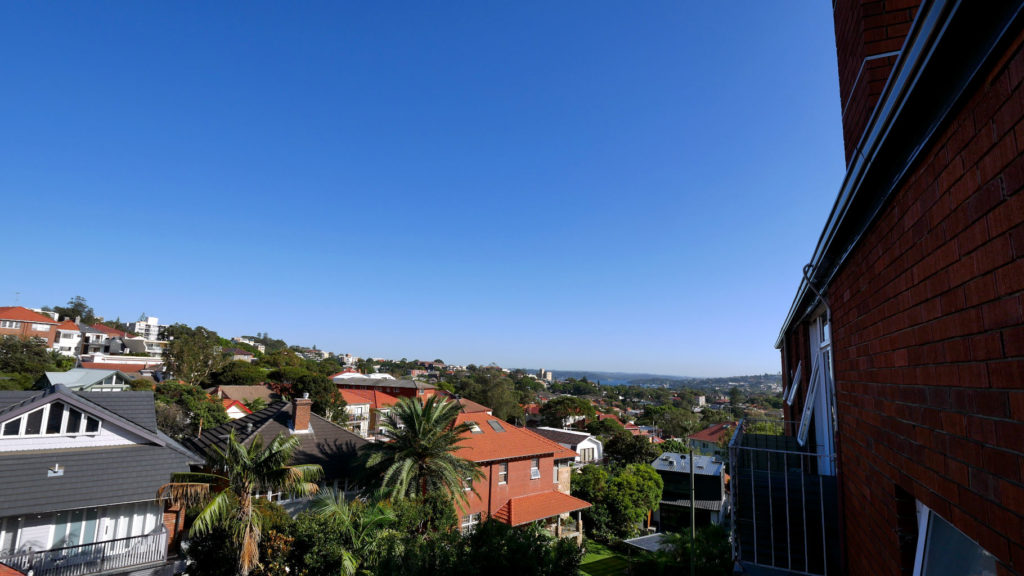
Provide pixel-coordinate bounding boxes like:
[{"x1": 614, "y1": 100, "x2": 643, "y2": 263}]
[
  {"x1": 292, "y1": 393, "x2": 312, "y2": 433},
  {"x1": 833, "y1": 0, "x2": 922, "y2": 164}
]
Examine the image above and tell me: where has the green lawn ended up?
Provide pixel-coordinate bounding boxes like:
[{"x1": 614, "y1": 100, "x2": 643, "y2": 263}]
[{"x1": 580, "y1": 540, "x2": 630, "y2": 576}]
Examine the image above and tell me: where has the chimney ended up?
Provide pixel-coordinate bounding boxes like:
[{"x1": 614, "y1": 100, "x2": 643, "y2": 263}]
[
  {"x1": 833, "y1": 0, "x2": 922, "y2": 164},
  {"x1": 292, "y1": 393, "x2": 312, "y2": 433}
]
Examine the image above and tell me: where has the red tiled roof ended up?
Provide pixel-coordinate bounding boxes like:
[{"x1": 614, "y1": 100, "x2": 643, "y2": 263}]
[
  {"x1": 339, "y1": 390, "x2": 372, "y2": 406},
  {"x1": 523, "y1": 403, "x2": 541, "y2": 415},
  {"x1": 457, "y1": 398, "x2": 491, "y2": 413},
  {"x1": 56, "y1": 320, "x2": 79, "y2": 331},
  {"x1": 340, "y1": 388, "x2": 399, "y2": 410},
  {"x1": 0, "y1": 306, "x2": 57, "y2": 324},
  {"x1": 81, "y1": 362, "x2": 162, "y2": 372},
  {"x1": 223, "y1": 399, "x2": 253, "y2": 414},
  {"x1": 493, "y1": 490, "x2": 591, "y2": 526},
  {"x1": 91, "y1": 324, "x2": 129, "y2": 338},
  {"x1": 688, "y1": 421, "x2": 738, "y2": 444},
  {"x1": 454, "y1": 414, "x2": 576, "y2": 463}
]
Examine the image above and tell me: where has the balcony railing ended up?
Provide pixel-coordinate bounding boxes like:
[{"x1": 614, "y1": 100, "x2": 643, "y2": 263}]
[
  {"x1": 729, "y1": 419, "x2": 840, "y2": 576},
  {"x1": 0, "y1": 530, "x2": 168, "y2": 576}
]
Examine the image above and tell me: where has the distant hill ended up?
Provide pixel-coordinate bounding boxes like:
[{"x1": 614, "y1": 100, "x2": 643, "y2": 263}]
[{"x1": 516, "y1": 369, "x2": 781, "y2": 391}]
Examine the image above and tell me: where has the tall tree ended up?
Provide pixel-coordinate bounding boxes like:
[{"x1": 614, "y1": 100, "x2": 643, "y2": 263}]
[
  {"x1": 53, "y1": 295, "x2": 96, "y2": 324},
  {"x1": 159, "y1": 431, "x2": 322, "y2": 576},
  {"x1": 364, "y1": 396, "x2": 483, "y2": 507},
  {"x1": 539, "y1": 396, "x2": 595, "y2": 428},
  {"x1": 163, "y1": 324, "x2": 229, "y2": 387}
]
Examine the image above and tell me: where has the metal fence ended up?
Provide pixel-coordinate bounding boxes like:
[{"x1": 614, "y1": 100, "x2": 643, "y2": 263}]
[
  {"x1": 0, "y1": 529, "x2": 168, "y2": 576},
  {"x1": 729, "y1": 419, "x2": 840, "y2": 576}
]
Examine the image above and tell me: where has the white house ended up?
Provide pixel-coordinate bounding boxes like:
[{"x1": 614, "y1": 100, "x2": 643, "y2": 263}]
[
  {"x1": 43, "y1": 369, "x2": 134, "y2": 392},
  {"x1": 532, "y1": 427, "x2": 604, "y2": 465},
  {"x1": 52, "y1": 320, "x2": 82, "y2": 357},
  {"x1": 0, "y1": 386, "x2": 199, "y2": 576}
]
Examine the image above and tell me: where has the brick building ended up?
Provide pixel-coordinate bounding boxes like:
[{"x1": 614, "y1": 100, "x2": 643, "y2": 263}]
[
  {"x1": 0, "y1": 307, "x2": 58, "y2": 347},
  {"x1": 454, "y1": 414, "x2": 590, "y2": 543},
  {"x1": 738, "y1": 1, "x2": 1024, "y2": 575}
]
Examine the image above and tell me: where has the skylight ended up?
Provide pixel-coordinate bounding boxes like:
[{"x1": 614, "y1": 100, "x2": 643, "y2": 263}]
[
  {"x1": 487, "y1": 420, "x2": 505, "y2": 432},
  {"x1": 467, "y1": 421, "x2": 482, "y2": 433}
]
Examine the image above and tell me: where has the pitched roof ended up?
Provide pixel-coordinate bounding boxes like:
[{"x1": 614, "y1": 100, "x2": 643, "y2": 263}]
[
  {"x1": 183, "y1": 401, "x2": 368, "y2": 480},
  {"x1": 334, "y1": 376, "x2": 436, "y2": 391},
  {"x1": 55, "y1": 320, "x2": 79, "y2": 331},
  {"x1": 222, "y1": 399, "x2": 253, "y2": 414},
  {"x1": 688, "y1": 421, "x2": 738, "y2": 444},
  {"x1": 44, "y1": 369, "x2": 132, "y2": 390},
  {"x1": 0, "y1": 307, "x2": 56, "y2": 324},
  {"x1": 339, "y1": 388, "x2": 399, "y2": 410},
  {"x1": 91, "y1": 324, "x2": 129, "y2": 338},
  {"x1": 492, "y1": 490, "x2": 591, "y2": 526},
  {"x1": 339, "y1": 390, "x2": 372, "y2": 406},
  {"x1": 456, "y1": 398, "x2": 491, "y2": 413},
  {"x1": 531, "y1": 427, "x2": 594, "y2": 447},
  {"x1": 453, "y1": 414, "x2": 576, "y2": 463},
  {"x1": 0, "y1": 562, "x2": 25, "y2": 576},
  {"x1": 213, "y1": 385, "x2": 280, "y2": 403}
]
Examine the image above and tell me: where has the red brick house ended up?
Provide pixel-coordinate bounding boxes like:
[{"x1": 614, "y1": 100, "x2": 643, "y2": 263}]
[
  {"x1": 0, "y1": 307, "x2": 58, "y2": 347},
  {"x1": 333, "y1": 375, "x2": 438, "y2": 400},
  {"x1": 453, "y1": 414, "x2": 590, "y2": 543},
  {"x1": 732, "y1": 2, "x2": 1024, "y2": 575}
]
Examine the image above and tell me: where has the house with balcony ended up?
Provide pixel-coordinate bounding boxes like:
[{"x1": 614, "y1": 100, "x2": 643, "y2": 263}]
[
  {"x1": 652, "y1": 453, "x2": 727, "y2": 532},
  {"x1": 338, "y1": 390, "x2": 372, "y2": 437},
  {"x1": 733, "y1": 1, "x2": 1024, "y2": 575},
  {"x1": 0, "y1": 386, "x2": 200, "y2": 576},
  {"x1": 42, "y1": 369, "x2": 134, "y2": 392},
  {"x1": 333, "y1": 375, "x2": 438, "y2": 400},
  {"x1": 52, "y1": 321, "x2": 81, "y2": 357},
  {"x1": 454, "y1": 414, "x2": 590, "y2": 544}
]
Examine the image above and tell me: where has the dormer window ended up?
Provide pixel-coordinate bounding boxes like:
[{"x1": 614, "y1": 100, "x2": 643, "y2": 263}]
[
  {"x1": 467, "y1": 421, "x2": 482, "y2": 434},
  {"x1": 1, "y1": 402, "x2": 102, "y2": 437}
]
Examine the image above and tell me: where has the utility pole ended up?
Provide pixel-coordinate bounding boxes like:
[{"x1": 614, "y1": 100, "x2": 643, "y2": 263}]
[{"x1": 690, "y1": 448, "x2": 696, "y2": 576}]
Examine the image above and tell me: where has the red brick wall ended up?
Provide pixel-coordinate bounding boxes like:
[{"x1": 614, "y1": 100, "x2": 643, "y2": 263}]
[
  {"x1": 834, "y1": 0, "x2": 920, "y2": 165},
  {"x1": 821, "y1": 27, "x2": 1024, "y2": 576},
  {"x1": 463, "y1": 455, "x2": 558, "y2": 521},
  {"x1": 0, "y1": 324, "x2": 56, "y2": 346},
  {"x1": 162, "y1": 505, "x2": 185, "y2": 554}
]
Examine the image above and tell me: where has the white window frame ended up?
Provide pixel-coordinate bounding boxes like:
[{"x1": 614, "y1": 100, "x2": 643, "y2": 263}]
[
  {"x1": 530, "y1": 458, "x2": 541, "y2": 480},
  {"x1": 497, "y1": 463, "x2": 507, "y2": 485},
  {"x1": 460, "y1": 513, "x2": 481, "y2": 534},
  {"x1": 797, "y1": 312, "x2": 836, "y2": 476},
  {"x1": 0, "y1": 402, "x2": 102, "y2": 438},
  {"x1": 32, "y1": 323, "x2": 51, "y2": 332},
  {"x1": 0, "y1": 320, "x2": 22, "y2": 329}
]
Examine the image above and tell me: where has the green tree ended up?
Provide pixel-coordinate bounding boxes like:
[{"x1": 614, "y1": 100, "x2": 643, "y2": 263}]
[
  {"x1": 363, "y1": 396, "x2": 482, "y2": 506},
  {"x1": 160, "y1": 431, "x2": 323, "y2": 576},
  {"x1": 52, "y1": 295, "x2": 95, "y2": 324},
  {"x1": 539, "y1": 396, "x2": 595, "y2": 428},
  {"x1": 298, "y1": 489, "x2": 398, "y2": 575},
  {"x1": 586, "y1": 416, "x2": 626, "y2": 438},
  {"x1": 154, "y1": 381, "x2": 230, "y2": 438},
  {"x1": 571, "y1": 464, "x2": 663, "y2": 540},
  {"x1": 604, "y1": 430, "x2": 662, "y2": 466},
  {"x1": 164, "y1": 325, "x2": 229, "y2": 387},
  {"x1": 213, "y1": 361, "x2": 266, "y2": 388},
  {"x1": 266, "y1": 368, "x2": 346, "y2": 424}
]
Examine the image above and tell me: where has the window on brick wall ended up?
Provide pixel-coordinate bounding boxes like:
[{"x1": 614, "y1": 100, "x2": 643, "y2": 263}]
[
  {"x1": 913, "y1": 502, "x2": 996, "y2": 576},
  {"x1": 797, "y1": 311, "x2": 836, "y2": 475},
  {"x1": 498, "y1": 463, "x2": 507, "y2": 484},
  {"x1": 530, "y1": 458, "x2": 541, "y2": 479}
]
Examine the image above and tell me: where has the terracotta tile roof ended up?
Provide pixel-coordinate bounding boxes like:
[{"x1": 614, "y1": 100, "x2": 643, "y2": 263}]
[
  {"x1": 0, "y1": 307, "x2": 56, "y2": 324},
  {"x1": 80, "y1": 362, "x2": 163, "y2": 372},
  {"x1": 454, "y1": 414, "x2": 576, "y2": 463},
  {"x1": 456, "y1": 398, "x2": 491, "y2": 413},
  {"x1": 688, "y1": 421, "x2": 738, "y2": 444},
  {"x1": 522, "y1": 403, "x2": 541, "y2": 415},
  {"x1": 222, "y1": 399, "x2": 252, "y2": 414},
  {"x1": 91, "y1": 324, "x2": 129, "y2": 338},
  {"x1": 214, "y1": 385, "x2": 280, "y2": 403},
  {"x1": 0, "y1": 561, "x2": 25, "y2": 576},
  {"x1": 56, "y1": 320, "x2": 79, "y2": 331},
  {"x1": 492, "y1": 490, "x2": 591, "y2": 526},
  {"x1": 338, "y1": 388, "x2": 399, "y2": 410}
]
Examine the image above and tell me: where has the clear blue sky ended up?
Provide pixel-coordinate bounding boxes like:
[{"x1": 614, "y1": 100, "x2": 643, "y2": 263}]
[{"x1": 0, "y1": 2, "x2": 845, "y2": 377}]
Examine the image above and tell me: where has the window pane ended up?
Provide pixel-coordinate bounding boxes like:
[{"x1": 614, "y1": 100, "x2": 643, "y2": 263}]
[
  {"x1": 66, "y1": 409, "x2": 82, "y2": 433},
  {"x1": 53, "y1": 512, "x2": 70, "y2": 548},
  {"x1": 47, "y1": 403, "x2": 65, "y2": 434},
  {"x1": 85, "y1": 417, "x2": 100, "y2": 433},
  {"x1": 921, "y1": 511, "x2": 997, "y2": 576},
  {"x1": 82, "y1": 509, "x2": 98, "y2": 545},
  {"x1": 67, "y1": 510, "x2": 84, "y2": 546},
  {"x1": 24, "y1": 409, "x2": 43, "y2": 435},
  {"x1": 2, "y1": 420, "x2": 19, "y2": 436}
]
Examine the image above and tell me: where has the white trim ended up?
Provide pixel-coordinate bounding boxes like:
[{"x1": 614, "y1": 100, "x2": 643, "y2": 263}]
[{"x1": 785, "y1": 361, "x2": 803, "y2": 406}]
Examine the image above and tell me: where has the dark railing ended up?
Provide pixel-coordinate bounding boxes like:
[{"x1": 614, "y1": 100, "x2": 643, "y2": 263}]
[
  {"x1": 729, "y1": 419, "x2": 840, "y2": 576},
  {"x1": 0, "y1": 530, "x2": 167, "y2": 576}
]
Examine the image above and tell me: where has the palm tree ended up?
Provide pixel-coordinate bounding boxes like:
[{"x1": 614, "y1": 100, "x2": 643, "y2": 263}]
[
  {"x1": 310, "y1": 489, "x2": 398, "y2": 575},
  {"x1": 364, "y1": 395, "x2": 483, "y2": 506},
  {"x1": 159, "y1": 430, "x2": 323, "y2": 576}
]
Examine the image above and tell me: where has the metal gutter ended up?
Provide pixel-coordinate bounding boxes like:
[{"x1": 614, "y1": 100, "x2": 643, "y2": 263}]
[{"x1": 776, "y1": 0, "x2": 1024, "y2": 349}]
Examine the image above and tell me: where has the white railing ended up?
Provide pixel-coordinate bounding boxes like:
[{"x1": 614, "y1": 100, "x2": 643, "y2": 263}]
[{"x1": 0, "y1": 530, "x2": 168, "y2": 576}]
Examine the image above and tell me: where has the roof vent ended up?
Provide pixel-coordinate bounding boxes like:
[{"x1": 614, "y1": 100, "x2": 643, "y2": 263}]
[
  {"x1": 661, "y1": 455, "x2": 670, "y2": 461},
  {"x1": 48, "y1": 463, "x2": 64, "y2": 477},
  {"x1": 246, "y1": 423, "x2": 254, "y2": 434},
  {"x1": 667, "y1": 460, "x2": 675, "y2": 467},
  {"x1": 302, "y1": 392, "x2": 309, "y2": 399}
]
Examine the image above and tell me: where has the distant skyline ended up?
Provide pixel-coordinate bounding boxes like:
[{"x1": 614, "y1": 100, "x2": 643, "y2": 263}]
[{"x1": 0, "y1": 2, "x2": 845, "y2": 377}]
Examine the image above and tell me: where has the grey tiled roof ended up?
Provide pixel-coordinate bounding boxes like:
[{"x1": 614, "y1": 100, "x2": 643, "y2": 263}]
[
  {"x1": 0, "y1": 444, "x2": 191, "y2": 517},
  {"x1": 659, "y1": 498, "x2": 725, "y2": 512},
  {"x1": 184, "y1": 401, "x2": 368, "y2": 481},
  {"x1": 336, "y1": 377, "x2": 435, "y2": 390},
  {"x1": 79, "y1": 391, "x2": 160, "y2": 433}
]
